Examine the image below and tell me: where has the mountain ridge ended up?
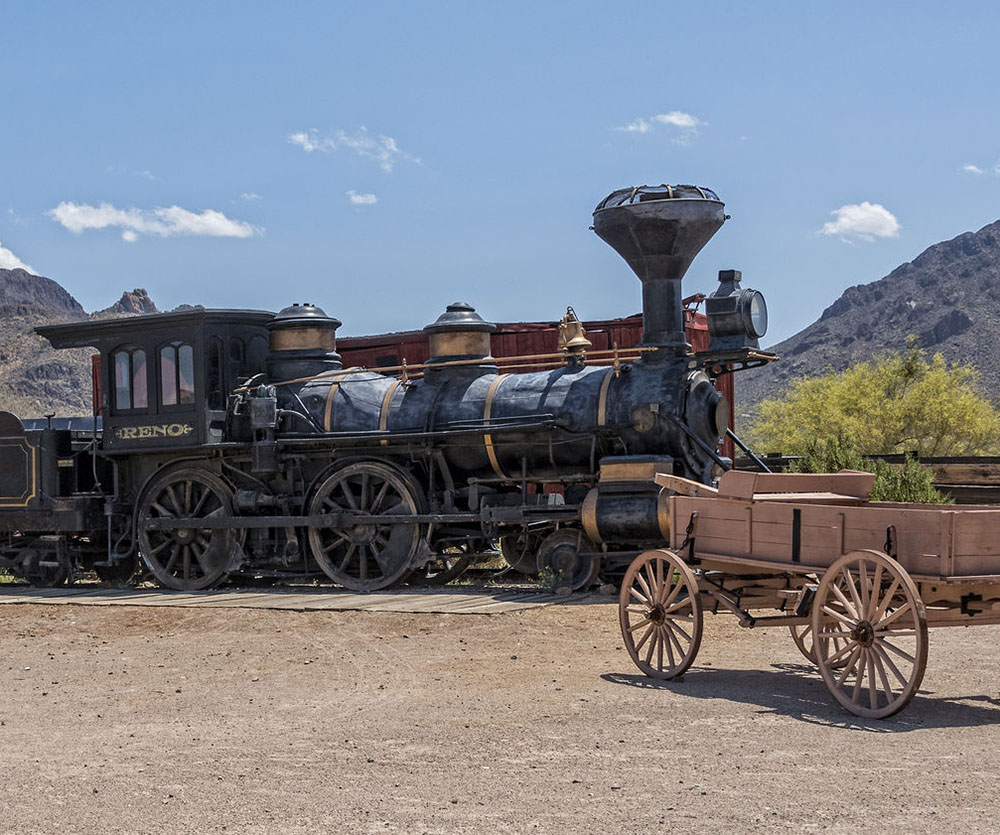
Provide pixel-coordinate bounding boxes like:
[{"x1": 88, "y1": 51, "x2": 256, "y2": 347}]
[{"x1": 737, "y1": 218, "x2": 1000, "y2": 416}]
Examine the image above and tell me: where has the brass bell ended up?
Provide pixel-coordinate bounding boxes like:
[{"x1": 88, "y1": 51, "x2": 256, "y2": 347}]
[{"x1": 558, "y1": 306, "x2": 592, "y2": 353}]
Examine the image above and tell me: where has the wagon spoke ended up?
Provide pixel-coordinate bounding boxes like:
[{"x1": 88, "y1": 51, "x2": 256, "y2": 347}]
[
  {"x1": 868, "y1": 562, "x2": 884, "y2": 619},
  {"x1": 841, "y1": 568, "x2": 865, "y2": 615},
  {"x1": 625, "y1": 603, "x2": 649, "y2": 615},
  {"x1": 664, "y1": 624, "x2": 688, "y2": 659},
  {"x1": 859, "y1": 561, "x2": 871, "y2": 617},
  {"x1": 821, "y1": 604, "x2": 856, "y2": 627},
  {"x1": 666, "y1": 620, "x2": 692, "y2": 643},
  {"x1": 665, "y1": 597, "x2": 692, "y2": 614},
  {"x1": 662, "y1": 575, "x2": 684, "y2": 609},
  {"x1": 872, "y1": 642, "x2": 909, "y2": 687},
  {"x1": 634, "y1": 622, "x2": 655, "y2": 652},
  {"x1": 626, "y1": 617, "x2": 651, "y2": 633},
  {"x1": 655, "y1": 629, "x2": 664, "y2": 670},
  {"x1": 851, "y1": 650, "x2": 867, "y2": 705},
  {"x1": 635, "y1": 572, "x2": 655, "y2": 606},
  {"x1": 826, "y1": 639, "x2": 859, "y2": 666},
  {"x1": 643, "y1": 629, "x2": 657, "y2": 665},
  {"x1": 664, "y1": 627, "x2": 677, "y2": 668},
  {"x1": 835, "y1": 645, "x2": 863, "y2": 688},
  {"x1": 871, "y1": 647, "x2": 895, "y2": 702},
  {"x1": 867, "y1": 652, "x2": 879, "y2": 710},
  {"x1": 872, "y1": 578, "x2": 901, "y2": 623},
  {"x1": 629, "y1": 587, "x2": 650, "y2": 606},
  {"x1": 878, "y1": 638, "x2": 915, "y2": 664},
  {"x1": 876, "y1": 603, "x2": 912, "y2": 630},
  {"x1": 829, "y1": 582, "x2": 859, "y2": 618}
]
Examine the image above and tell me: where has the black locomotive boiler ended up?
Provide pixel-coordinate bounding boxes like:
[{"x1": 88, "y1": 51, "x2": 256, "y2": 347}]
[{"x1": 0, "y1": 184, "x2": 773, "y2": 592}]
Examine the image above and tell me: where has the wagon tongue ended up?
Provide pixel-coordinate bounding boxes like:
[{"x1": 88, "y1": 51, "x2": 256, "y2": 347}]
[{"x1": 592, "y1": 184, "x2": 726, "y2": 356}]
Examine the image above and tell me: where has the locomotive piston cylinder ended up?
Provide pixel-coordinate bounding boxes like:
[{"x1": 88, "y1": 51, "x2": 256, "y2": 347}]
[{"x1": 581, "y1": 456, "x2": 672, "y2": 544}]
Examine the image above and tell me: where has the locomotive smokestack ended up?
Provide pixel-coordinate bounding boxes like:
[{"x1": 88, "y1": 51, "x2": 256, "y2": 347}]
[{"x1": 593, "y1": 185, "x2": 726, "y2": 355}]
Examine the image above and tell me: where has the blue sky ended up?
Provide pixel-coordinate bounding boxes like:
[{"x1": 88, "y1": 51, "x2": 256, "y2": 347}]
[{"x1": 1, "y1": 1, "x2": 997, "y2": 344}]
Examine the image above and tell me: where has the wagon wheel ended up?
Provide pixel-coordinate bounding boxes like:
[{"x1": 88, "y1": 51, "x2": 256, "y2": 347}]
[
  {"x1": 619, "y1": 549, "x2": 703, "y2": 680},
  {"x1": 811, "y1": 549, "x2": 928, "y2": 719},
  {"x1": 138, "y1": 467, "x2": 237, "y2": 591},
  {"x1": 536, "y1": 529, "x2": 601, "y2": 591},
  {"x1": 307, "y1": 461, "x2": 424, "y2": 592},
  {"x1": 789, "y1": 622, "x2": 851, "y2": 669}
]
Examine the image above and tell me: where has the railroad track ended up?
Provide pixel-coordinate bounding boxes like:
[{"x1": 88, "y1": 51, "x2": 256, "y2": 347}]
[{"x1": 0, "y1": 582, "x2": 608, "y2": 615}]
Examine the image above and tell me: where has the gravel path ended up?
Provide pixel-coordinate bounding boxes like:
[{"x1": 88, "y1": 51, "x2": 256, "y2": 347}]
[{"x1": 2, "y1": 601, "x2": 1000, "y2": 833}]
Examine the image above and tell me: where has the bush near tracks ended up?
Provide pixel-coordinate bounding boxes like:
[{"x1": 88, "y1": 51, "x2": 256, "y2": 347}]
[{"x1": 789, "y1": 433, "x2": 952, "y2": 504}]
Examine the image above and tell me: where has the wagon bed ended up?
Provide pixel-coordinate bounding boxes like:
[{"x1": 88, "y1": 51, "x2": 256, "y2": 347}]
[{"x1": 618, "y1": 470, "x2": 1000, "y2": 718}]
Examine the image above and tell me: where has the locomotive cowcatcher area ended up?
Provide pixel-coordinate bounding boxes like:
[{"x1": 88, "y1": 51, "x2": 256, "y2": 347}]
[{"x1": 3, "y1": 600, "x2": 1000, "y2": 834}]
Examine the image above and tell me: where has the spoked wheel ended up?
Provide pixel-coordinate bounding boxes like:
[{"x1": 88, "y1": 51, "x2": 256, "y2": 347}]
[
  {"x1": 307, "y1": 461, "x2": 424, "y2": 592},
  {"x1": 21, "y1": 539, "x2": 72, "y2": 587},
  {"x1": 413, "y1": 540, "x2": 483, "y2": 586},
  {"x1": 789, "y1": 622, "x2": 851, "y2": 669},
  {"x1": 619, "y1": 549, "x2": 703, "y2": 680},
  {"x1": 811, "y1": 550, "x2": 928, "y2": 719},
  {"x1": 138, "y1": 467, "x2": 238, "y2": 590},
  {"x1": 499, "y1": 531, "x2": 544, "y2": 575},
  {"x1": 536, "y1": 529, "x2": 601, "y2": 591}
]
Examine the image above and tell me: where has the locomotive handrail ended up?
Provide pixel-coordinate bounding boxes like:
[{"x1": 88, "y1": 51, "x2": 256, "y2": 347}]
[{"x1": 237, "y1": 347, "x2": 657, "y2": 392}]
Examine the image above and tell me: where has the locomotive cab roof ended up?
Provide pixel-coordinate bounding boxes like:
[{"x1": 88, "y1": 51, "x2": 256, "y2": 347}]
[{"x1": 37, "y1": 308, "x2": 276, "y2": 453}]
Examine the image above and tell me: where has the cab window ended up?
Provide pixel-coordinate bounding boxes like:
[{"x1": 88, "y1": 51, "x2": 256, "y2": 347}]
[
  {"x1": 160, "y1": 341, "x2": 195, "y2": 406},
  {"x1": 111, "y1": 347, "x2": 148, "y2": 411}
]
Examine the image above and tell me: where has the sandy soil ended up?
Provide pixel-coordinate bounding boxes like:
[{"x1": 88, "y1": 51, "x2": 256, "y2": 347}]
[{"x1": 2, "y1": 599, "x2": 1000, "y2": 834}]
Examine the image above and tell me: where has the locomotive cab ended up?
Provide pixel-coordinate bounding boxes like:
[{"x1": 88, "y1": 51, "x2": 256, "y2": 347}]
[{"x1": 38, "y1": 309, "x2": 274, "y2": 452}]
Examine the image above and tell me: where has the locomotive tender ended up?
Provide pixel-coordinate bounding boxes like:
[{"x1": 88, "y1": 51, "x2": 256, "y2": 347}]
[{"x1": 0, "y1": 185, "x2": 773, "y2": 591}]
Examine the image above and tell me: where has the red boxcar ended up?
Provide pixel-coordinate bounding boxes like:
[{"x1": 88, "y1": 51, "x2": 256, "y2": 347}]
[{"x1": 337, "y1": 311, "x2": 736, "y2": 460}]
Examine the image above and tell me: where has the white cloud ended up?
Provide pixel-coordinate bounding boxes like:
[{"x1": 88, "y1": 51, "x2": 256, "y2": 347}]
[
  {"x1": 240, "y1": 192, "x2": 262, "y2": 201},
  {"x1": 346, "y1": 190, "x2": 377, "y2": 205},
  {"x1": 652, "y1": 111, "x2": 705, "y2": 130},
  {"x1": 47, "y1": 202, "x2": 259, "y2": 242},
  {"x1": 0, "y1": 240, "x2": 36, "y2": 273},
  {"x1": 288, "y1": 127, "x2": 420, "y2": 173},
  {"x1": 616, "y1": 118, "x2": 652, "y2": 134},
  {"x1": 615, "y1": 110, "x2": 706, "y2": 144},
  {"x1": 963, "y1": 164, "x2": 984, "y2": 175},
  {"x1": 820, "y1": 202, "x2": 901, "y2": 242}
]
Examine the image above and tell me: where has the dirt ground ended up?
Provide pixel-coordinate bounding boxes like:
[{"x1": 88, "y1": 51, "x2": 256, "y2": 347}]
[{"x1": 3, "y1": 599, "x2": 1000, "y2": 834}]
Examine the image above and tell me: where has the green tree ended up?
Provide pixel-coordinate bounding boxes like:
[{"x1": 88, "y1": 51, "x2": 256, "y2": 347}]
[{"x1": 747, "y1": 342, "x2": 1000, "y2": 457}]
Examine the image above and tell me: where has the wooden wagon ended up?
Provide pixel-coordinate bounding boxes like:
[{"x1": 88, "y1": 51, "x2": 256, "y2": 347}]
[{"x1": 617, "y1": 469, "x2": 1000, "y2": 718}]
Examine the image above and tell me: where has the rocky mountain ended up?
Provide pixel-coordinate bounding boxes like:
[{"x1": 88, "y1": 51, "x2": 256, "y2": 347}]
[
  {"x1": 738, "y1": 219, "x2": 1000, "y2": 415},
  {"x1": 0, "y1": 269, "x2": 158, "y2": 418}
]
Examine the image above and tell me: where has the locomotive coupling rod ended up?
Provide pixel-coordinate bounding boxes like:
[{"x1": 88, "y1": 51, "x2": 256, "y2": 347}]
[{"x1": 143, "y1": 511, "x2": 480, "y2": 531}]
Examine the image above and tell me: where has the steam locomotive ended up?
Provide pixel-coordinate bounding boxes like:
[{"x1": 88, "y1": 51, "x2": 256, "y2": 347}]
[{"x1": 0, "y1": 185, "x2": 774, "y2": 591}]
